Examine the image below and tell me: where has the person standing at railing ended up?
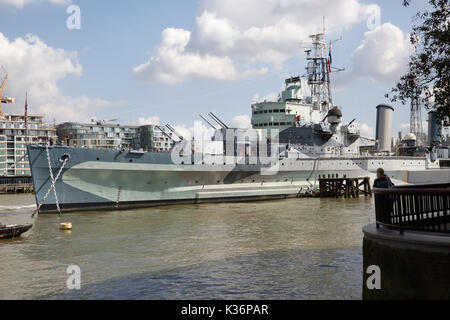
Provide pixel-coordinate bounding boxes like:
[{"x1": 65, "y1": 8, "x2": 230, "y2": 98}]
[{"x1": 373, "y1": 168, "x2": 395, "y2": 188}]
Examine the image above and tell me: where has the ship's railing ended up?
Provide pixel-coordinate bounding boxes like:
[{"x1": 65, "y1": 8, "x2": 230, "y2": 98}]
[{"x1": 374, "y1": 183, "x2": 450, "y2": 234}]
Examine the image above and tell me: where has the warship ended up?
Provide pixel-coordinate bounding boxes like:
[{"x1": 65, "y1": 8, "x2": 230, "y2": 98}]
[{"x1": 27, "y1": 33, "x2": 450, "y2": 213}]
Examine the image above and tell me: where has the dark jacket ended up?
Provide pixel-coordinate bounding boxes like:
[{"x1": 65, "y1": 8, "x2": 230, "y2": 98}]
[{"x1": 373, "y1": 175, "x2": 394, "y2": 188}]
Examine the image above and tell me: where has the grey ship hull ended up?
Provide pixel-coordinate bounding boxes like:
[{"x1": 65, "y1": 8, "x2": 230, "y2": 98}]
[{"x1": 27, "y1": 145, "x2": 450, "y2": 213}]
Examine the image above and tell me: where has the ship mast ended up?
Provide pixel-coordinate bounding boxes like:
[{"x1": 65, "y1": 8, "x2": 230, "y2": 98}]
[
  {"x1": 305, "y1": 33, "x2": 330, "y2": 113},
  {"x1": 300, "y1": 22, "x2": 343, "y2": 116}
]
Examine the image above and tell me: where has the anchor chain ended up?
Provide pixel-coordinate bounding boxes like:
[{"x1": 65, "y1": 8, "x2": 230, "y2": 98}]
[{"x1": 32, "y1": 145, "x2": 68, "y2": 217}]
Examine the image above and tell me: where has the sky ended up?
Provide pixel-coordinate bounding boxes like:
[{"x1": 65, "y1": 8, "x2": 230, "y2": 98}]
[{"x1": 0, "y1": 0, "x2": 432, "y2": 138}]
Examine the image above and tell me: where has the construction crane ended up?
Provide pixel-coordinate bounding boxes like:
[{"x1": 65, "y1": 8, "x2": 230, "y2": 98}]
[
  {"x1": 0, "y1": 70, "x2": 16, "y2": 119},
  {"x1": 410, "y1": 85, "x2": 424, "y2": 146}
]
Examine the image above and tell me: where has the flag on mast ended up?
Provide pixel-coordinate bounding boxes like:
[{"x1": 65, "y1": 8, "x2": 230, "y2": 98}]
[
  {"x1": 329, "y1": 46, "x2": 332, "y2": 65},
  {"x1": 328, "y1": 45, "x2": 332, "y2": 72}
]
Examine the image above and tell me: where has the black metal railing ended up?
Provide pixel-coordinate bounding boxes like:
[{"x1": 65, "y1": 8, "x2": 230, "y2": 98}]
[{"x1": 374, "y1": 183, "x2": 450, "y2": 234}]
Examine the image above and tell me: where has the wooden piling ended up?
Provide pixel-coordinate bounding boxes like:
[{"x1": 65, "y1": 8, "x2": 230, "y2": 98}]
[{"x1": 319, "y1": 177, "x2": 372, "y2": 198}]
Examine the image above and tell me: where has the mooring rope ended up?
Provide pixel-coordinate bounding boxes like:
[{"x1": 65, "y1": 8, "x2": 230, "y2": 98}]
[
  {"x1": 296, "y1": 157, "x2": 321, "y2": 196},
  {"x1": 32, "y1": 145, "x2": 68, "y2": 218}
]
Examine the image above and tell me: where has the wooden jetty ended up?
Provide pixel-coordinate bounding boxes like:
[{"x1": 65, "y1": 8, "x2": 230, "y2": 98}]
[
  {"x1": 0, "y1": 176, "x2": 33, "y2": 194},
  {"x1": 319, "y1": 176, "x2": 372, "y2": 198}
]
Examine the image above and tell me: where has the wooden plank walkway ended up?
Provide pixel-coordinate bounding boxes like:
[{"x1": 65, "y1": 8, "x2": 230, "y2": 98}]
[
  {"x1": 0, "y1": 176, "x2": 34, "y2": 194},
  {"x1": 319, "y1": 177, "x2": 372, "y2": 198}
]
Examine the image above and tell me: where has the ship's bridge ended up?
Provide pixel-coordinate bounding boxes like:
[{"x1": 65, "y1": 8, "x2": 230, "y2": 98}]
[{"x1": 251, "y1": 76, "x2": 322, "y2": 131}]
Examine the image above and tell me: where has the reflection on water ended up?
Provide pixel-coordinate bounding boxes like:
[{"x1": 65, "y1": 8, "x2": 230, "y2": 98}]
[{"x1": 0, "y1": 194, "x2": 374, "y2": 299}]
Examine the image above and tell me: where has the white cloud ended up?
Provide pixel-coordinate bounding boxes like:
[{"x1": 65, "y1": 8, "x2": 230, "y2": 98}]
[
  {"x1": 360, "y1": 123, "x2": 375, "y2": 138},
  {"x1": 138, "y1": 116, "x2": 160, "y2": 126},
  {"x1": 134, "y1": 0, "x2": 379, "y2": 83},
  {"x1": 133, "y1": 28, "x2": 267, "y2": 83},
  {"x1": 252, "y1": 92, "x2": 280, "y2": 103},
  {"x1": 230, "y1": 114, "x2": 251, "y2": 128},
  {"x1": 0, "y1": 0, "x2": 71, "y2": 8},
  {"x1": 172, "y1": 122, "x2": 215, "y2": 141},
  {"x1": 0, "y1": 32, "x2": 111, "y2": 123},
  {"x1": 336, "y1": 23, "x2": 413, "y2": 87}
]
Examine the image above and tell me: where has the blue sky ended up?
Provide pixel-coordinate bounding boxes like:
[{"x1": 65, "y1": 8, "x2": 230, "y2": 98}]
[{"x1": 0, "y1": 0, "x2": 430, "y2": 137}]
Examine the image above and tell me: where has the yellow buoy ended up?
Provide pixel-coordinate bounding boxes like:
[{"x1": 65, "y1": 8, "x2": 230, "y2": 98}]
[{"x1": 60, "y1": 222, "x2": 72, "y2": 230}]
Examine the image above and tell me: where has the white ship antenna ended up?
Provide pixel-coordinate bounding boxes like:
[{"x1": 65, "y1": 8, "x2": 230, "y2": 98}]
[
  {"x1": 208, "y1": 112, "x2": 229, "y2": 129},
  {"x1": 199, "y1": 114, "x2": 217, "y2": 130},
  {"x1": 165, "y1": 124, "x2": 185, "y2": 141},
  {"x1": 156, "y1": 125, "x2": 176, "y2": 142}
]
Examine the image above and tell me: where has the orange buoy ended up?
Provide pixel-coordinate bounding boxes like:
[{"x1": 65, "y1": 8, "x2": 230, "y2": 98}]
[{"x1": 60, "y1": 222, "x2": 72, "y2": 230}]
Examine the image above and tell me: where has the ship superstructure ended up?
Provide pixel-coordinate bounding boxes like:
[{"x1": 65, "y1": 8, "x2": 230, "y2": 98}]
[{"x1": 251, "y1": 33, "x2": 342, "y2": 131}]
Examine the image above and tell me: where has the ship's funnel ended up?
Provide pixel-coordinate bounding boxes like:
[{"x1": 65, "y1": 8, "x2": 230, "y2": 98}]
[
  {"x1": 427, "y1": 111, "x2": 441, "y2": 146},
  {"x1": 376, "y1": 104, "x2": 394, "y2": 152}
]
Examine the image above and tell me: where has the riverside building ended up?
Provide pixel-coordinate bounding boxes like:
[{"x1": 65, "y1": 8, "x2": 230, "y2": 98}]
[
  {"x1": 0, "y1": 114, "x2": 56, "y2": 177},
  {"x1": 56, "y1": 122, "x2": 174, "y2": 152}
]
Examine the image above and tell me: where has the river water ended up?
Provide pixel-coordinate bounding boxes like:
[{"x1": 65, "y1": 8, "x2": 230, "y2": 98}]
[{"x1": 0, "y1": 194, "x2": 374, "y2": 300}]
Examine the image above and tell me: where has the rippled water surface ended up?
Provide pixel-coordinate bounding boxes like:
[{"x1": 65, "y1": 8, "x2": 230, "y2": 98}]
[{"x1": 0, "y1": 194, "x2": 375, "y2": 299}]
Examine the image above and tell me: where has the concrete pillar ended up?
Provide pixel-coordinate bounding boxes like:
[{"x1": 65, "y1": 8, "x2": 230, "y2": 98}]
[{"x1": 363, "y1": 224, "x2": 450, "y2": 300}]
